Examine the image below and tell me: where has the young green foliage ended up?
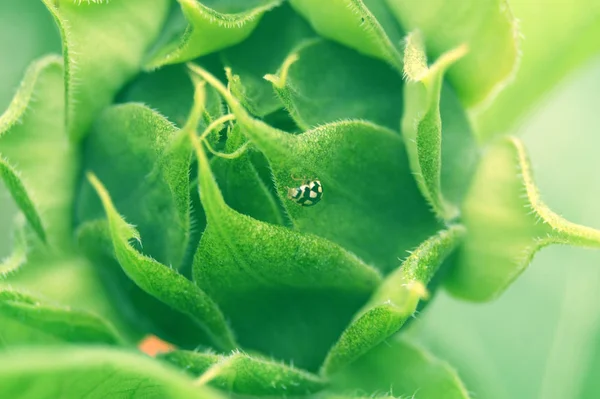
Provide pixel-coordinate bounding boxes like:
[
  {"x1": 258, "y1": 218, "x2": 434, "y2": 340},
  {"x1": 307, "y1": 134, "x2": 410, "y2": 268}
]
[
  {"x1": 322, "y1": 225, "x2": 465, "y2": 375},
  {"x1": 191, "y1": 64, "x2": 441, "y2": 274},
  {"x1": 289, "y1": 0, "x2": 404, "y2": 69},
  {"x1": 77, "y1": 104, "x2": 192, "y2": 268},
  {"x1": 386, "y1": 0, "x2": 520, "y2": 108},
  {"x1": 147, "y1": 0, "x2": 282, "y2": 69},
  {"x1": 265, "y1": 39, "x2": 404, "y2": 130},
  {"x1": 221, "y1": 3, "x2": 316, "y2": 116},
  {"x1": 163, "y1": 350, "x2": 327, "y2": 396},
  {"x1": 446, "y1": 137, "x2": 600, "y2": 301},
  {"x1": 191, "y1": 126, "x2": 382, "y2": 368},
  {"x1": 0, "y1": 288, "x2": 122, "y2": 345},
  {"x1": 118, "y1": 63, "x2": 224, "y2": 130},
  {"x1": 41, "y1": 0, "x2": 170, "y2": 140},
  {"x1": 332, "y1": 337, "x2": 471, "y2": 399},
  {"x1": 211, "y1": 124, "x2": 284, "y2": 225},
  {"x1": 0, "y1": 347, "x2": 222, "y2": 399},
  {"x1": 87, "y1": 173, "x2": 237, "y2": 351},
  {"x1": 402, "y1": 32, "x2": 479, "y2": 220}
]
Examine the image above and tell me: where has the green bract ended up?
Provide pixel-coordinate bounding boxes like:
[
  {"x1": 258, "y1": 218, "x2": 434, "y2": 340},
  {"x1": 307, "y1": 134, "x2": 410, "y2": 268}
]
[{"x1": 0, "y1": 1, "x2": 599, "y2": 398}]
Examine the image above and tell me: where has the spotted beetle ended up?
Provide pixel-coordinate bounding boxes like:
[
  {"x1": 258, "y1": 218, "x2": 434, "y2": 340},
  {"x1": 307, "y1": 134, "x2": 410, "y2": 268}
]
[{"x1": 287, "y1": 179, "x2": 323, "y2": 207}]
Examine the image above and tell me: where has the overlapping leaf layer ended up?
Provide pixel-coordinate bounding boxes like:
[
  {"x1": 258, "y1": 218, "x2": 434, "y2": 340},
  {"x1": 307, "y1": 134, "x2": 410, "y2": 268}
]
[{"x1": 1, "y1": 1, "x2": 598, "y2": 398}]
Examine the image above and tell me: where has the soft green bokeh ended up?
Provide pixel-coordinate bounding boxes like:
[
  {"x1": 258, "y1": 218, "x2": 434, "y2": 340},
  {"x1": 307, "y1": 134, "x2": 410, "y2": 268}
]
[
  {"x1": 411, "y1": 55, "x2": 600, "y2": 399},
  {"x1": 0, "y1": 0, "x2": 60, "y2": 258}
]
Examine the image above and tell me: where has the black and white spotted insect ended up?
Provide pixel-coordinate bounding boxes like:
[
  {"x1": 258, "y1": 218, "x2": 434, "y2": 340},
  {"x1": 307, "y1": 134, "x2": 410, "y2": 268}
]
[{"x1": 287, "y1": 179, "x2": 323, "y2": 207}]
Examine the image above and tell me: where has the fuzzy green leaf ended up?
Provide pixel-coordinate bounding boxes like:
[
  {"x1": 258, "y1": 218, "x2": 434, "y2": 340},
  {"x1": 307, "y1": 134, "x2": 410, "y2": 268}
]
[
  {"x1": 162, "y1": 350, "x2": 327, "y2": 396},
  {"x1": 446, "y1": 137, "x2": 600, "y2": 301},
  {"x1": 474, "y1": 0, "x2": 600, "y2": 138},
  {"x1": 211, "y1": 124, "x2": 283, "y2": 225},
  {"x1": 191, "y1": 130, "x2": 381, "y2": 368},
  {"x1": 77, "y1": 104, "x2": 192, "y2": 268},
  {"x1": 41, "y1": 0, "x2": 170, "y2": 141},
  {"x1": 289, "y1": 0, "x2": 404, "y2": 69},
  {"x1": 0, "y1": 347, "x2": 222, "y2": 399},
  {"x1": 221, "y1": 3, "x2": 316, "y2": 117},
  {"x1": 0, "y1": 288, "x2": 121, "y2": 345},
  {"x1": 0, "y1": 56, "x2": 75, "y2": 248},
  {"x1": 266, "y1": 39, "x2": 404, "y2": 130},
  {"x1": 386, "y1": 0, "x2": 520, "y2": 108},
  {"x1": 87, "y1": 173, "x2": 237, "y2": 351},
  {"x1": 76, "y1": 219, "x2": 219, "y2": 348},
  {"x1": 332, "y1": 336, "x2": 471, "y2": 399},
  {"x1": 146, "y1": 0, "x2": 282, "y2": 69},
  {"x1": 0, "y1": 159, "x2": 45, "y2": 243},
  {"x1": 402, "y1": 32, "x2": 478, "y2": 220},
  {"x1": 322, "y1": 225, "x2": 465, "y2": 375},
  {"x1": 191, "y1": 65, "x2": 440, "y2": 274}
]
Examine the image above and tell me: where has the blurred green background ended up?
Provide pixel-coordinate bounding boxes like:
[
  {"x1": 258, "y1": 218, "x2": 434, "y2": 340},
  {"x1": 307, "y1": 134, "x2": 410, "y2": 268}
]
[{"x1": 1, "y1": 1, "x2": 599, "y2": 398}]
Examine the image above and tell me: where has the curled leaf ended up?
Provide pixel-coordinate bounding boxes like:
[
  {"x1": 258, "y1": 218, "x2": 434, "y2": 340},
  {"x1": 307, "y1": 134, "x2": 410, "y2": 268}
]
[
  {"x1": 289, "y1": 0, "x2": 404, "y2": 69},
  {"x1": 402, "y1": 32, "x2": 478, "y2": 220},
  {"x1": 77, "y1": 104, "x2": 192, "y2": 268},
  {"x1": 266, "y1": 39, "x2": 404, "y2": 130},
  {"x1": 211, "y1": 124, "x2": 284, "y2": 225},
  {"x1": 147, "y1": 0, "x2": 282, "y2": 69},
  {"x1": 41, "y1": 0, "x2": 170, "y2": 140},
  {"x1": 163, "y1": 350, "x2": 327, "y2": 396},
  {"x1": 0, "y1": 288, "x2": 122, "y2": 345},
  {"x1": 386, "y1": 0, "x2": 520, "y2": 108},
  {"x1": 322, "y1": 225, "x2": 465, "y2": 375},
  {"x1": 446, "y1": 137, "x2": 600, "y2": 301},
  {"x1": 221, "y1": 3, "x2": 316, "y2": 116},
  {"x1": 190, "y1": 64, "x2": 440, "y2": 274},
  {"x1": 87, "y1": 172, "x2": 237, "y2": 351},
  {"x1": 191, "y1": 129, "x2": 382, "y2": 369}
]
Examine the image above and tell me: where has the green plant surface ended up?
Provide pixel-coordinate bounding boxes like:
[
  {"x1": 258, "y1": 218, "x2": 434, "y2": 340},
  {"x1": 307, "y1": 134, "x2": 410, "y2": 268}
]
[
  {"x1": 266, "y1": 39, "x2": 404, "y2": 130},
  {"x1": 211, "y1": 124, "x2": 284, "y2": 225},
  {"x1": 87, "y1": 172, "x2": 237, "y2": 352},
  {"x1": 331, "y1": 336, "x2": 470, "y2": 399},
  {"x1": 41, "y1": 0, "x2": 170, "y2": 141},
  {"x1": 147, "y1": 0, "x2": 282, "y2": 69},
  {"x1": 1, "y1": 1, "x2": 600, "y2": 398},
  {"x1": 162, "y1": 350, "x2": 327, "y2": 395},
  {"x1": 0, "y1": 347, "x2": 223, "y2": 399},
  {"x1": 321, "y1": 225, "x2": 465, "y2": 375},
  {"x1": 445, "y1": 136, "x2": 600, "y2": 301},
  {"x1": 191, "y1": 65, "x2": 441, "y2": 274},
  {"x1": 474, "y1": 0, "x2": 600, "y2": 138},
  {"x1": 191, "y1": 126, "x2": 382, "y2": 369},
  {"x1": 0, "y1": 0, "x2": 60, "y2": 111},
  {"x1": 386, "y1": 0, "x2": 520, "y2": 109},
  {"x1": 289, "y1": 0, "x2": 404, "y2": 69},
  {"x1": 402, "y1": 31, "x2": 478, "y2": 220},
  {"x1": 410, "y1": 55, "x2": 600, "y2": 399},
  {"x1": 77, "y1": 104, "x2": 192, "y2": 268},
  {"x1": 0, "y1": 220, "x2": 28, "y2": 277},
  {"x1": 0, "y1": 288, "x2": 122, "y2": 345},
  {"x1": 0, "y1": 56, "x2": 74, "y2": 249},
  {"x1": 221, "y1": 3, "x2": 316, "y2": 117}
]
